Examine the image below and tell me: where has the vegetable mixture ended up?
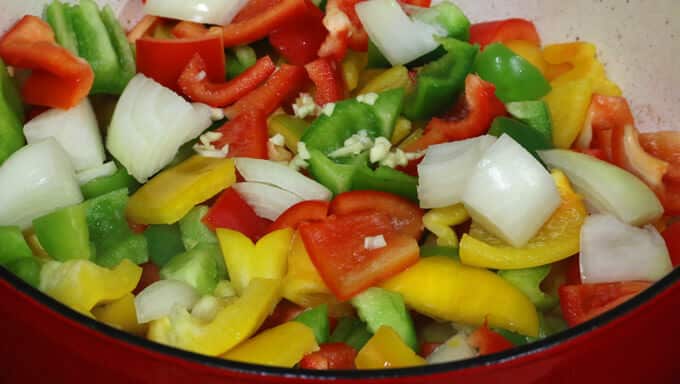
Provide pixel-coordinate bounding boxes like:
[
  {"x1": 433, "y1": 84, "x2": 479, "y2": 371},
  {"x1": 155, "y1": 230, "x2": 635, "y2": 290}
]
[{"x1": 0, "y1": 0, "x2": 678, "y2": 370}]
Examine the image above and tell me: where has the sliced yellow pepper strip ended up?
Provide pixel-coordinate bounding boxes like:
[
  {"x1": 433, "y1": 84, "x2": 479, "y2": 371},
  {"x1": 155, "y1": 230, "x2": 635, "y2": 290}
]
[
  {"x1": 222, "y1": 322, "x2": 318, "y2": 367},
  {"x1": 358, "y1": 65, "x2": 411, "y2": 95},
  {"x1": 460, "y1": 170, "x2": 586, "y2": 270},
  {"x1": 148, "y1": 278, "x2": 281, "y2": 356},
  {"x1": 544, "y1": 79, "x2": 593, "y2": 149},
  {"x1": 423, "y1": 204, "x2": 470, "y2": 247},
  {"x1": 342, "y1": 51, "x2": 368, "y2": 92},
  {"x1": 390, "y1": 117, "x2": 413, "y2": 146},
  {"x1": 92, "y1": 293, "x2": 147, "y2": 336},
  {"x1": 217, "y1": 227, "x2": 292, "y2": 295},
  {"x1": 126, "y1": 155, "x2": 236, "y2": 225},
  {"x1": 355, "y1": 326, "x2": 426, "y2": 369},
  {"x1": 382, "y1": 257, "x2": 539, "y2": 337},
  {"x1": 39, "y1": 259, "x2": 141, "y2": 316}
]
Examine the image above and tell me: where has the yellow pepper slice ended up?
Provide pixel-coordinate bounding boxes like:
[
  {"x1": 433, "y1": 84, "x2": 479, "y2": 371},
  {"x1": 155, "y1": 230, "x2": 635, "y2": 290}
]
[
  {"x1": 358, "y1": 65, "x2": 411, "y2": 95},
  {"x1": 382, "y1": 256, "x2": 539, "y2": 337},
  {"x1": 390, "y1": 117, "x2": 413, "y2": 146},
  {"x1": 341, "y1": 51, "x2": 368, "y2": 92},
  {"x1": 39, "y1": 259, "x2": 141, "y2": 316},
  {"x1": 126, "y1": 155, "x2": 236, "y2": 225},
  {"x1": 222, "y1": 322, "x2": 318, "y2": 367},
  {"x1": 267, "y1": 114, "x2": 309, "y2": 154},
  {"x1": 544, "y1": 79, "x2": 593, "y2": 149},
  {"x1": 92, "y1": 293, "x2": 147, "y2": 336},
  {"x1": 459, "y1": 170, "x2": 586, "y2": 270},
  {"x1": 148, "y1": 278, "x2": 281, "y2": 356},
  {"x1": 423, "y1": 204, "x2": 470, "y2": 247},
  {"x1": 217, "y1": 227, "x2": 292, "y2": 295},
  {"x1": 355, "y1": 326, "x2": 426, "y2": 369}
]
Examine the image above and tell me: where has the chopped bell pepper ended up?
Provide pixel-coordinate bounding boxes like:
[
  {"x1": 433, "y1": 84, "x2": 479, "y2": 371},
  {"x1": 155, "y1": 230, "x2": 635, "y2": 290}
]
[
  {"x1": 178, "y1": 205, "x2": 218, "y2": 250},
  {"x1": 351, "y1": 287, "x2": 417, "y2": 351},
  {"x1": 505, "y1": 100, "x2": 553, "y2": 145},
  {"x1": 203, "y1": 188, "x2": 271, "y2": 242},
  {"x1": 0, "y1": 58, "x2": 24, "y2": 165},
  {"x1": 269, "y1": 0, "x2": 328, "y2": 65},
  {"x1": 329, "y1": 317, "x2": 373, "y2": 351},
  {"x1": 559, "y1": 281, "x2": 651, "y2": 327},
  {"x1": 217, "y1": 227, "x2": 293, "y2": 295},
  {"x1": 419, "y1": 245, "x2": 459, "y2": 259},
  {"x1": 498, "y1": 265, "x2": 558, "y2": 311},
  {"x1": 390, "y1": 117, "x2": 413, "y2": 145},
  {"x1": 91, "y1": 293, "x2": 147, "y2": 336},
  {"x1": 422, "y1": 203, "x2": 470, "y2": 247},
  {"x1": 307, "y1": 150, "x2": 369, "y2": 195},
  {"x1": 268, "y1": 114, "x2": 310, "y2": 154},
  {"x1": 354, "y1": 326, "x2": 426, "y2": 369},
  {"x1": 318, "y1": 0, "x2": 369, "y2": 60},
  {"x1": 144, "y1": 224, "x2": 186, "y2": 267},
  {"x1": 473, "y1": 43, "x2": 551, "y2": 103},
  {"x1": 80, "y1": 164, "x2": 138, "y2": 200},
  {"x1": 382, "y1": 256, "x2": 540, "y2": 337},
  {"x1": 6, "y1": 257, "x2": 42, "y2": 288},
  {"x1": 411, "y1": 2, "x2": 471, "y2": 42},
  {"x1": 32, "y1": 204, "x2": 91, "y2": 261},
  {"x1": 469, "y1": 18, "x2": 540, "y2": 48},
  {"x1": 160, "y1": 245, "x2": 220, "y2": 295},
  {"x1": 468, "y1": 323, "x2": 514, "y2": 355},
  {"x1": 0, "y1": 226, "x2": 33, "y2": 265},
  {"x1": 358, "y1": 65, "x2": 410, "y2": 96},
  {"x1": 222, "y1": 321, "x2": 318, "y2": 367},
  {"x1": 222, "y1": 0, "x2": 308, "y2": 47},
  {"x1": 544, "y1": 79, "x2": 593, "y2": 149},
  {"x1": 306, "y1": 57, "x2": 347, "y2": 105},
  {"x1": 294, "y1": 304, "x2": 330, "y2": 344},
  {"x1": 351, "y1": 165, "x2": 418, "y2": 202},
  {"x1": 126, "y1": 156, "x2": 236, "y2": 225},
  {"x1": 504, "y1": 40, "x2": 547, "y2": 75},
  {"x1": 39, "y1": 259, "x2": 141, "y2": 316},
  {"x1": 459, "y1": 170, "x2": 586, "y2": 270},
  {"x1": 488, "y1": 117, "x2": 553, "y2": 162},
  {"x1": 148, "y1": 278, "x2": 282, "y2": 356},
  {"x1": 299, "y1": 342, "x2": 357, "y2": 370},
  {"x1": 213, "y1": 109, "x2": 270, "y2": 160},
  {"x1": 341, "y1": 50, "x2": 367, "y2": 91}
]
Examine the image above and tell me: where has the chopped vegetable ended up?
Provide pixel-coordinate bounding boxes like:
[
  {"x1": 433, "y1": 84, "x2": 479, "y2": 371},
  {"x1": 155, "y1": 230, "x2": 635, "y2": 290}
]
[
  {"x1": 134, "y1": 279, "x2": 200, "y2": 324},
  {"x1": 354, "y1": 326, "x2": 426, "y2": 369},
  {"x1": 351, "y1": 287, "x2": 417, "y2": 350},
  {"x1": 160, "y1": 246, "x2": 219, "y2": 295},
  {"x1": 144, "y1": 0, "x2": 249, "y2": 26},
  {"x1": 294, "y1": 304, "x2": 331, "y2": 344},
  {"x1": 235, "y1": 158, "x2": 332, "y2": 201},
  {"x1": 32, "y1": 204, "x2": 91, "y2": 261},
  {"x1": 0, "y1": 58, "x2": 24, "y2": 165}
]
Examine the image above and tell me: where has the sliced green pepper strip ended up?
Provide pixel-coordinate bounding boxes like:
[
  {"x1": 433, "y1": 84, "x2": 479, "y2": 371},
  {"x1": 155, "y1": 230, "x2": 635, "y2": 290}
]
[
  {"x1": 352, "y1": 287, "x2": 417, "y2": 351},
  {"x1": 488, "y1": 117, "x2": 552, "y2": 163},
  {"x1": 474, "y1": 43, "x2": 551, "y2": 103},
  {"x1": 403, "y1": 38, "x2": 478, "y2": 121},
  {"x1": 100, "y1": 4, "x2": 136, "y2": 92},
  {"x1": 497, "y1": 265, "x2": 558, "y2": 311},
  {"x1": 371, "y1": 88, "x2": 405, "y2": 140},
  {"x1": 80, "y1": 163, "x2": 139, "y2": 200},
  {"x1": 411, "y1": 2, "x2": 471, "y2": 41},
  {"x1": 160, "y1": 245, "x2": 219, "y2": 295},
  {"x1": 45, "y1": 0, "x2": 79, "y2": 54},
  {"x1": 0, "y1": 226, "x2": 33, "y2": 265},
  {"x1": 307, "y1": 150, "x2": 369, "y2": 196},
  {"x1": 351, "y1": 165, "x2": 418, "y2": 202},
  {"x1": 419, "y1": 245, "x2": 459, "y2": 259},
  {"x1": 494, "y1": 313, "x2": 567, "y2": 345},
  {"x1": 144, "y1": 224, "x2": 185, "y2": 267},
  {"x1": 505, "y1": 100, "x2": 553, "y2": 144},
  {"x1": 6, "y1": 257, "x2": 42, "y2": 288},
  {"x1": 0, "y1": 59, "x2": 24, "y2": 165},
  {"x1": 293, "y1": 303, "x2": 330, "y2": 344},
  {"x1": 329, "y1": 317, "x2": 373, "y2": 351},
  {"x1": 33, "y1": 204, "x2": 91, "y2": 261}
]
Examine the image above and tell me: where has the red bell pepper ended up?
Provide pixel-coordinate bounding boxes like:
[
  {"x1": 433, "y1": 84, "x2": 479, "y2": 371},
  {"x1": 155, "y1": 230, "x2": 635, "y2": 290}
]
[
  {"x1": 269, "y1": 200, "x2": 330, "y2": 231},
  {"x1": 299, "y1": 343, "x2": 357, "y2": 370},
  {"x1": 299, "y1": 210, "x2": 420, "y2": 301},
  {"x1": 318, "y1": 0, "x2": 369, "y2": 60},
  {"x1": 269, "y1": 0, "x2": 328, "y2": 65},
  {"x1": 329, "y1": 190, "x2": 424, "y2": 240},
  {"x1": 212, "y1": 109, "x2": 269, "y2": 159},
  {"x1": 468, "y1": 323, "x2": 514, "y2": 355},
  {"x1": 559, "y1": 281, "x2": 652, "y2": 327},
  {"x1": 202, "y1": 188, "x2": 272, "y2": 241},
  {"x1": 0, "y1": 16, "x2": 93, "y2": 109},
  {"x1": 259, "y1": 300, "x2": 306, "y2": 331},
  {"x1": 224, "y1": 64, "x2": 308, "y2": 119},
  {"x1": 402, "y1": 0, "x2": 432, "y2": 7},
  {"x1": 305, "y1": 58, "x2": 346, "y2": 105},
  {"x1": 469, "y1": 18, "x2": 541, "y2": 49},
  {"x1": 639, "y1": 131, "x2": 680, "y2": 183},
  {"x1": 419, "y1": 342, "x2": 441, "y2": 358},
  {"x1": 133, "y1": 262, "x2": 161, "y2": 295},
  {"x1": 178, "y1": 53, "x2": 276, "y2": 107},
  {"x1": 661, "y1": 221, "x2": 680, "y2": 267},
  {"x1": 126, "y1": 15, "x2": 160, "y2": 43},
  {"x1": 222, "y1": 0, "x2": 309, "y2": 47},
  {"x1": 136, "y1": 35, "x2": 225, "y2": 92},
  {"x1": 405, "y1": 74, "x2": 506, "y2": 152}
]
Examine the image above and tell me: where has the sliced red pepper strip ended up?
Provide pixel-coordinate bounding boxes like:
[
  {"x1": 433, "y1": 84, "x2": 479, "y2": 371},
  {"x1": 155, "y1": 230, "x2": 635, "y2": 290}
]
[
  {"x1": 468, "y1": 323, "x2": 514, "y2": 355},
  {"x1": 558, "y1": 281, "x2": 652, "y2": 327},
  {"x1": 318, "y1": 0, "x2": 368, "y2": 60},
  {"x1": 269, "y1": 0, "x2": 328, "y2": 65},
  {"x1": 661, "y1": 221, "x2": 680, "y2": 267},
  {"x1": 305, "y1": 58, "x2": 346, "y2": 105},
  {"x1": 202, "y1": 187, "x2": 272, "y2": 241},
  {"x1": 259, "y1": 300, "x2": 306, "y2": 331},
  {"x1": 136, "y1": 35, "x2": 225, "y2": 93},
  {"x1": 470, "y1": 18, "x2": 541, "y2": 49},
  {"x1": 222, "y1": 0, "x2": 308, "y2": 47},
  {"x1": 224, "y1": 64, "x2": 308, "y2": 119},
  {"x1": 0, "y1": 16, "x2": 93, "y2": 109},
  {"x1": 639, "y1": 131, "x2": 680, "y2": 184},
  {"x1": 299, "y1": 343, "x2": 357, "y2": 370},
  {"x1": 212, "y1": 109, "x2": 269, "y2": 159},
  {"x1": 402, "y1": 0, "x2": 432, "y2": 7},
  {"x1": 405, "y1": 74, "x2": 506, "y2": 152},
  {"x1": 269, "y1": 200, "x2": 330, "y2": 231},
  {"x1": 179, "y1": 53, "x2": 276, "y2": 107}
]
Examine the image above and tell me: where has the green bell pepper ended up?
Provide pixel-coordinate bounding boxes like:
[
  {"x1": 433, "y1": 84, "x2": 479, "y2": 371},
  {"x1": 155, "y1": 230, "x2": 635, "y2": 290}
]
[
  {"x1": 178, "y1": 205, "x2": 218, "y2": 250},
  {"x1": 473, "y1": 43, "x2": 551, "y2": 103},
  {"x1": 307, "y1": 150, "x2": 369, "y2": 196},
  {"x1": 293, "y1": 303, "x2": 330, "y2": 344},
  {"x1": 144, "y1": 224, "x2": 186, "y2": 267},
  {"x1": 419, "y1": 245, "x2": 459, "y2": 259},
  {"x1": 372, "y1": 88, "x2": 406, "y2": 140},
  {"x1": 351, "y1": 287, "x2": 417, "y2": 351},
  {"x1": 0, "y1": 59, "x2": 25, "y2": 165},
  {"x1": 494, "y1": 313, "x2": 567, "y2": 346},
  {"x1": 403, "y1": 38, "x2": 478, "y2": 121},
  {"x1": 329, "y1": 317, "x2": 373, "y2": 351},
  {"x1": 5, "y1": 257, "x2": 42, "y2": 288},
  {"x1": 45, "y1": 1, "x2": 79, "y2": 54},
  {"x1": 498, "y1": 265, "x2": 558, "y2": 311},
  {"x1": 160, "y1": 245, "x2": 219, "y2": 295},
  {"x1": 367, "y1": 40, "x2": 391, "y2": 69},
  {"x1": 0, "y1": 226, "x2": 33, "y2": 265},
  {"x1": 411, "y1": 2, "x2": 471, "y2": 42},
  {"x1": 488, "y1": 117, "x2": 553, "y2": 162},
  {"x1": 351, "y1": 165, "x2": 418, "y2": 202},
  {"x1": 226, "y1": 46, "x2": 257, "y2": 79},
  {"x1": 32, "y1": 205, "x2": 91, "y2": 261},
  {"x1": 505, "y1": 100, "x2": 553, "y2": 144},
  {"x1": 80, "y1": 164, "x2": 139, "y2": 200}
]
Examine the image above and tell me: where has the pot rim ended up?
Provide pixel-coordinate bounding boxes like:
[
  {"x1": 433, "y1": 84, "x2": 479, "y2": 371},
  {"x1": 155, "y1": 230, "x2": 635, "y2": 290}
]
[{"x1": 2, "y1": 265, "x2": 678, "y2": 379}]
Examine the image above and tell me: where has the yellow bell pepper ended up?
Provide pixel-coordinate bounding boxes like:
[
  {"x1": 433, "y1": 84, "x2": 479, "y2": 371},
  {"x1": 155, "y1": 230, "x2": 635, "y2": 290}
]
[
  {"x1": 222, "y1": 322, "x2": 318, "y2": 367},
  {"x1": 459, "y1": 170, "x2": 586, "y2": 270},
  {"x1": 126, "y1": 155, "x2": 236, "y2": 225},
  {"x1": 148, "y1": 278, "x2": 281, "y2": 356},
  {"x1": 267, "y1": 114, "x2": 310, "y2": 154},
  {"x1": 217, "y1": 227, "x2": 292, "y2": 295},
  {"x1": 39, "y1": 259, "x2": 141, "y2": 317},
  {"x1": 382, "y1": 257, "x2": 539, "y2": 337},
  {"x1": 342, "y1": 51, "x2": 368, "y2": 92},
  {"x1": 423, "y1": 204, "x2": 470, "y2": 247},
  {"x1": 92, "y1": 293, "x2": 147, "y2": 336},
  {"x1": 505, "y1": 40, "x2": 549, "y2": 76},
  {"x1": 544, "y1": 79, "x2": 593, "y2": 149},
  {"x1": 390, "y1": 117, "x2": 413, "y2": 146},
  {"x1": 355, "y1": 326, "x2": 426, "y2": 369},
  {"x1": 397, "y1": 124, "x2": 425, "y2": 150},
  {"x1": 358, "y1": 65, "x2": 411, "y2": 95}
]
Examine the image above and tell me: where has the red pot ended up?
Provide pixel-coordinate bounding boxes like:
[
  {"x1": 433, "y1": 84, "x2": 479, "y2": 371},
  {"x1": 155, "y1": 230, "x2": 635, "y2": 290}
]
[{"x1": 1, "y1": 268, "x2": 678, "y2": 383}]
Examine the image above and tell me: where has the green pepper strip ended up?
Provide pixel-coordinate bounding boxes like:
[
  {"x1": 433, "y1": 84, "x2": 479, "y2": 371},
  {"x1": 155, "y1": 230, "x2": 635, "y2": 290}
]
[{"x1": 293, "y1": 303, "x2": 330, "y2": 344}]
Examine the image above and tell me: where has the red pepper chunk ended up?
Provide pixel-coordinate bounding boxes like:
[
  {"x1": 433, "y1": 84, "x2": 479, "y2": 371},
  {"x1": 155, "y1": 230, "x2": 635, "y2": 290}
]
[
  {"x1": 0, "y1": 16, "x2": 93, "y2": 109},
  {"x1": 305, "y1": 58, "x2": 346, "y2": 105},
  {"x1": 318, "y1": 0, "x2": 369, "y2": 60},
  {"x1": 224, "y1": 64, "x2": 308, "y2": 119},
  {"x1": 299, "y1": 343, "x2": 357, "y2": 370},
  {"x1": 468, "y1": 324, "x2": 514, "y2": 355},
  {"x1": 470, "y1": 18, "x2": 541, "y2": 49},
  {"x1": 202, "y1": 188, "x2": 272, "y2": 241},
  {"x1": 299, "y1": 211, "x2": 420, "y2": 301},
  {"x1": 269, "y1": 0, "x2": 328, "y2": 65},
  {"x1": 222, "y1": 0, "x2": 309, "y2": 47},
  {"x1": 212, "y1": 109, "x2": 269, "y2": 159},
  {"x1": 178, "y1": 54, "x2": 276, "y2": 107},
  {"x1": 269, "y1": 200, "x2": 330, "y2": 231},
  {"x1": 405, "y1": 74, "x2": 506, "y2": 152},
  {"x1": 559, "y1": 281, "x2": 652, "y2": 327},
  {"x1": 639, "y1": 131, "x2": 680, "y2": 184},
  {"x1": 661, "y1": 222, "x2": 680, "y2": 267}
]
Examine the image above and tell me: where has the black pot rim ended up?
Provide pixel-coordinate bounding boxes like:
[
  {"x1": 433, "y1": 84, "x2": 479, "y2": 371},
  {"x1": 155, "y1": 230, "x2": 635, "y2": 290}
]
[{"x1": 2, "y1": 265, "x2": 678, "y2": 380}]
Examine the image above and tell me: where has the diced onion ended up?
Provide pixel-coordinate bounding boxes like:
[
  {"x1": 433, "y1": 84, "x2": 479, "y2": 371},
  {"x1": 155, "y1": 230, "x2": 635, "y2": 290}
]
[
  {"x1": 462, "y1": 134, "x2": 561, "y2": 248},
  {"x1": 232, "y1": 182, "x2": 304, "y2": 221},
  {"x1": 23, "y1": 98, "x2": 105, "y2": 172},
  {"x1": 0, "y1": 139, "x2": 82, "y2": 229},
  {"x1": 579, "y1": 214, "x2": 672, "y2": 284},
  {"x1": 417, "y1": 135, "x2": 496, "y2": 208},
  {"x1": 76, "y1": 161, "x2": 118, "y2": 185},
  {"x1": 427, "y1": 333, "x2": 478, "y2": 364},
  {"x1": 234, "y1": 158, "x2": 332, "y2": 201},
  {"x1": 538, "y1": 149, "x2": 663, "y2": 225},
  {"x1": 144, "y1": 0, "x2": 249, "y2": 26},
  {"x1": 135, "y1": 279, "x2": 200, "y2": 324}
]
